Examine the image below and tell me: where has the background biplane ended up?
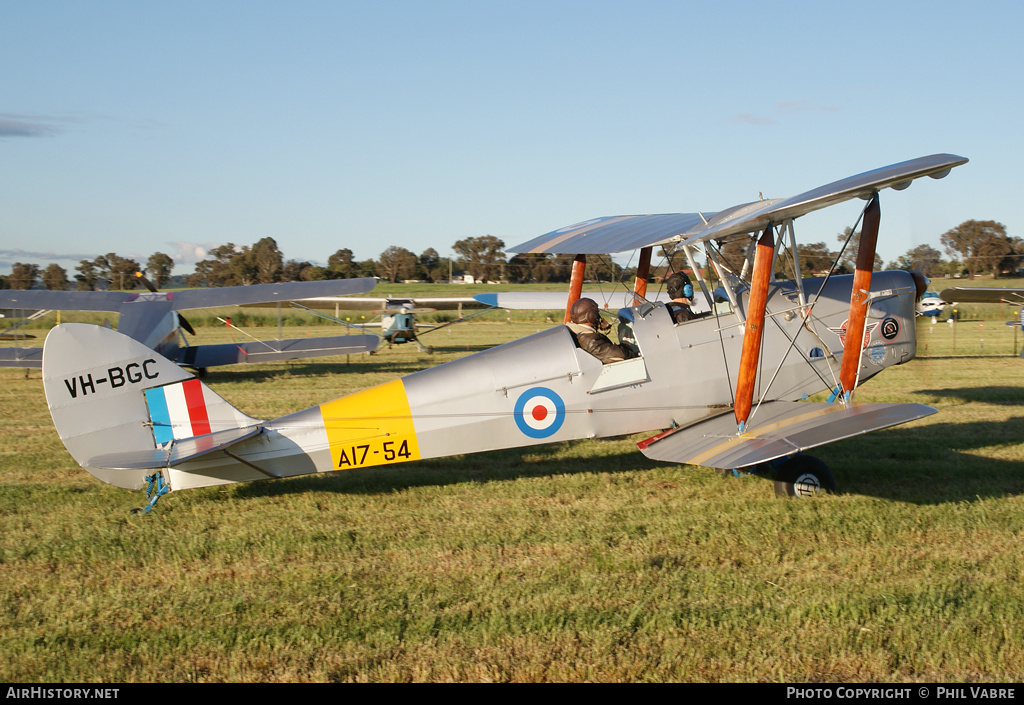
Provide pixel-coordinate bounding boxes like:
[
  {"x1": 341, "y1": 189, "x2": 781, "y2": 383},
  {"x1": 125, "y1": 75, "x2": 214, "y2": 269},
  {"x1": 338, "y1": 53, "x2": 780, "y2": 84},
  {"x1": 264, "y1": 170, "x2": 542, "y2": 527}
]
[
  {"x1": 39, "y1": 153, "x2": 967, "y2": 511},
  {"x1": 1, "y1": 276, "x2": 380, "y2": 373}
]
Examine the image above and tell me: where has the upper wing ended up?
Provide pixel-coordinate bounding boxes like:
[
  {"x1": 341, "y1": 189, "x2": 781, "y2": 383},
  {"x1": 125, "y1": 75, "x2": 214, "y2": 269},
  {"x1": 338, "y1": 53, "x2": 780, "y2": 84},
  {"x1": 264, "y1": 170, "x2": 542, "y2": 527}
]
[
  {"x1": 938, "y1": 287, "x2": 1024, "y2": 305},
  {"x1": 506, "y1": 154, "x2": 968, "y2": 255},
  {"x1": 672, "y1": 153, "x2": 968, "y2": 248},
  {"x1": 474, "y1": 290, "x2": 711, "y2": 314},
  {"x1": 1, "y1": 279, "x2": 378, "y2": 314},
  {"x1": 507, "y1": 213, "x2": 709, "y2": 254},
  {"x1": 397, "y1": 296, "x2": 491, "y2": 311},
  {"x1": 281, "y1": 295, "x2": 490, "y2": 312},
  {"x1": 169, "y1": 278, "x2": 377, "y2": 311},
  {"x1": 0, "y1": 290, "x2": 130, "y2": 313},
  {"x1": 473, "y1": 292, "x2": 574, "y2": 310}
]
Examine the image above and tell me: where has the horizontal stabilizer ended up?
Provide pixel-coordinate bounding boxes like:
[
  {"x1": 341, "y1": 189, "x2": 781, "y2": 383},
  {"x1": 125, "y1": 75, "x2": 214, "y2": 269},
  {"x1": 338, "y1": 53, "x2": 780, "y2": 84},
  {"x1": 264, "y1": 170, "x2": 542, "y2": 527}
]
[
  {"x1": 88, "y1": 425, "x2": 263, "y2": 470},
  {"x1": 178, "y1": 334, "x2": 379, "y2": 368},
  {"x1": 638, "y1": 401, "x2": 936, "y2": 469}
]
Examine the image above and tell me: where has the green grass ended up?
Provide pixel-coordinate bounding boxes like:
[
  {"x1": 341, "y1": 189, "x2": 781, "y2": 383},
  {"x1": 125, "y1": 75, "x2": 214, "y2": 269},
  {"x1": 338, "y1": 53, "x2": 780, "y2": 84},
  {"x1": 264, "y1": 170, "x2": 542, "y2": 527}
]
[{"x1": 1, "y1": 316, "x2": 1023, "y2": 682}]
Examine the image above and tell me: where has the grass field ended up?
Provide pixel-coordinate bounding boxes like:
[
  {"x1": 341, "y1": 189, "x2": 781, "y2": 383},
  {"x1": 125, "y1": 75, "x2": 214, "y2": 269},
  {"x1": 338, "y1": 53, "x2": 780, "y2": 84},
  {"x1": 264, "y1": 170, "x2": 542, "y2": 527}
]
[{"x1": 1, "y1": 310, "x2": 1023, "y2": 682}]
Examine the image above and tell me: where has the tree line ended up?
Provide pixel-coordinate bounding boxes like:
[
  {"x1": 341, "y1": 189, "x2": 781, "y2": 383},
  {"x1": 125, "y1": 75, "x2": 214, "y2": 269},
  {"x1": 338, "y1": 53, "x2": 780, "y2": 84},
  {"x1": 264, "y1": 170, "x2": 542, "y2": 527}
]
[
  {"x1": 709, "y1": 219, "x2": 1021, "y2": 281},
  {"x1": 0, "y1": 235, "x2": 623, "y2": 291},
  {"x1": 1, "y1": 220, "x2": 1018, "y2": 292},
  {"x1": 3, "y1": 252, "x2": 175, "y2": 292},
  {"x1": 183, "y1": 235, "x2": 624, "y2": 288}
]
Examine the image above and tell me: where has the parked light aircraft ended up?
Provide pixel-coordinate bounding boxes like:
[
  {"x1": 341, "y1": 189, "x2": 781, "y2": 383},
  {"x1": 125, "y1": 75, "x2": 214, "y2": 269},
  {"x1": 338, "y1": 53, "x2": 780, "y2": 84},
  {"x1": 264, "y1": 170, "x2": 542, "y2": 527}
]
[
  {"x1": 2, "y1": 276, "x2": 380, "y2": 372},
  {"x1": 916, "y1": 290, "x2": 952, "y2": 318},
  {"x1": 39, "y1": 154, "x2": 967, "y2": 511},
  {"x1": 283, "y1": 295, "x2": 495, "y2": 352}
]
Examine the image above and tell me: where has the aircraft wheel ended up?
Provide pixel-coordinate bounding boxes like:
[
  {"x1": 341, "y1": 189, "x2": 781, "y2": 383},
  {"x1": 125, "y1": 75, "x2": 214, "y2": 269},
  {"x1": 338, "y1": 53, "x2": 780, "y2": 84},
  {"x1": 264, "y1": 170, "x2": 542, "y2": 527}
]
[{"x1": 773, "y1": 455, "x2": 836, "y2": 498}]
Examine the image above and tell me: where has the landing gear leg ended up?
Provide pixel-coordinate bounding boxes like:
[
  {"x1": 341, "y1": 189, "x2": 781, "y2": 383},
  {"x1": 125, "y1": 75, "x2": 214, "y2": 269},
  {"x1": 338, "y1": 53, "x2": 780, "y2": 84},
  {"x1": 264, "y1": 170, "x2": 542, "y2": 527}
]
[{"x1": 720, "y1": 461, "x2": 774, "y2": 478}]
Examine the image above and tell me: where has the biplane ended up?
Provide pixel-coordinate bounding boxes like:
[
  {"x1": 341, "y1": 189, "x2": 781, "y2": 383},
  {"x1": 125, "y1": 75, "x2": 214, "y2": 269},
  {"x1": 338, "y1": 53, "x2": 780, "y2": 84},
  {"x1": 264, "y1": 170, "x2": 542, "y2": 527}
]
[
  {"x1": 39, "y1": 153, "x2": 967, "y2": 511},
  {"x1": 2, "y1": 276, "x2": 380, "y2": 373}
]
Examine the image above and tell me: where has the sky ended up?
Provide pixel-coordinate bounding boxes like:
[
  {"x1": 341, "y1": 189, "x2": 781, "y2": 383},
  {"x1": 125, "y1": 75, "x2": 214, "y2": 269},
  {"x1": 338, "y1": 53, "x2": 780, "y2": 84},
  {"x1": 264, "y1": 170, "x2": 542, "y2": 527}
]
[{"x1": 2, "y1": 0, "x2": 1021, "y2": 279}]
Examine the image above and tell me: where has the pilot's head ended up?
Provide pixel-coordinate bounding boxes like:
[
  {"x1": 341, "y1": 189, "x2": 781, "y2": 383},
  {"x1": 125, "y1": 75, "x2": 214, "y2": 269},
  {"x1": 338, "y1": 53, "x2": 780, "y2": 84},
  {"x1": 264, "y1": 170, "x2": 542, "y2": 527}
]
[
  {"x1": 666, "y1": 272, "x2": 693, "y2": 301},
  {"x1": 569, "y1": 297, "x2": 603, "y2": 329}
]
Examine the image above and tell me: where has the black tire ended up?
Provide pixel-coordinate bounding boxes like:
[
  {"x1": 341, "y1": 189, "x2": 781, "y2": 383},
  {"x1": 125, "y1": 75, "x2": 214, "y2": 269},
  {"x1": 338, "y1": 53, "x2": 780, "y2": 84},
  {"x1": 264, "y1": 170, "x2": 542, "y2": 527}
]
[{"x1": 773, "y1": 455, "x2": 836, "y2": 498}]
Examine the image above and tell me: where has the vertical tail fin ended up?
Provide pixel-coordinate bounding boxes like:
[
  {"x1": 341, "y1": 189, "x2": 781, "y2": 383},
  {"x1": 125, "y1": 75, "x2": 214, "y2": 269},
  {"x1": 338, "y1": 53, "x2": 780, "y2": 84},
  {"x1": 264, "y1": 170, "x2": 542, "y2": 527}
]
[{"x1": 42, "y1": 323, "x2": 260, "y2": 490}]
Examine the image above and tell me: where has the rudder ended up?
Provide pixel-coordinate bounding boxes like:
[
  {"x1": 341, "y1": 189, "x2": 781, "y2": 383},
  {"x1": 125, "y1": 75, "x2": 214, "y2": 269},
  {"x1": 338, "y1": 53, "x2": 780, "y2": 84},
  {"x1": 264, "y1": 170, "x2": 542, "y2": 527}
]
[{"x1": 42, "y1": 323, "x2": 259, "y2": 490}]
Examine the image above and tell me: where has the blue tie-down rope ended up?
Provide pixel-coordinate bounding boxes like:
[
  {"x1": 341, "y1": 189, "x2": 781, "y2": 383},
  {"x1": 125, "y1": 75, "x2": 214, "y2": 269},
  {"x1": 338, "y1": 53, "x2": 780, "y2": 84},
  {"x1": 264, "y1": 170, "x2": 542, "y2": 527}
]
[
  {"x1": 728, "y1": 456, "x2": 789, "y2": 478},
  {"x1": 139, "y1": 473, "x2": 171, "y2": 514}
]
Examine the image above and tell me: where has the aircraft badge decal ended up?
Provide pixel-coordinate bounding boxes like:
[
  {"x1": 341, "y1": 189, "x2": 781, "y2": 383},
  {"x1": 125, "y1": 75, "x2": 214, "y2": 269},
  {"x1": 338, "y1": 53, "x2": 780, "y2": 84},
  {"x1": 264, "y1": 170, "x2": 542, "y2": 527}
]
[{"x1": 829, "y1": 320, "x2": 879, "y2": 349}]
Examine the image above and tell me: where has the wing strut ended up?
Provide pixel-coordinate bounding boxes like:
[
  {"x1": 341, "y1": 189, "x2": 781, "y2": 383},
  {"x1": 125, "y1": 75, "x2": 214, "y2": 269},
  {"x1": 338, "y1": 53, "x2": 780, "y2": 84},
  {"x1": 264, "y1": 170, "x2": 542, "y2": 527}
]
[
  {"x1": 733, "y1": 225, "x2": 775, "y2": 431},
  {"x1": 563, "y1": 254, "x2": 587, "y2": 324},
  {"x1": 838, "y1": 194, "x2": 880, "y2": 398},
  {"x1": 633, "y1": 247, "x2": 652, "y2": 304}
]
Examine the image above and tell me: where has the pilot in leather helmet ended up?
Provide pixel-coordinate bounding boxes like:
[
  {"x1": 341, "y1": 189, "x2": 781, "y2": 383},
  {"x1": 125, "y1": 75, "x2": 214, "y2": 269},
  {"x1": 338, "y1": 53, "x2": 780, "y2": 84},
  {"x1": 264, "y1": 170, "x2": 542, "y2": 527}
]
[{"x1": 566, "y1": 297, "x2": 634, "y2": 364}]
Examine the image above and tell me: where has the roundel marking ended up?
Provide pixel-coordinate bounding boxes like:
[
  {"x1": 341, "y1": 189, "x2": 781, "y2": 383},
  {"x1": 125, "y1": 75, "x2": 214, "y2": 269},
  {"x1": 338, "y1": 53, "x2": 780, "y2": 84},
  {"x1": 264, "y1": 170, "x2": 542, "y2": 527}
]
[
  {"x1": 514, "y1": 387, "x2": 566, "y2": 439},
  {"x1": 880, "y1": 317, "x2": 899, "y2": 340}
]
